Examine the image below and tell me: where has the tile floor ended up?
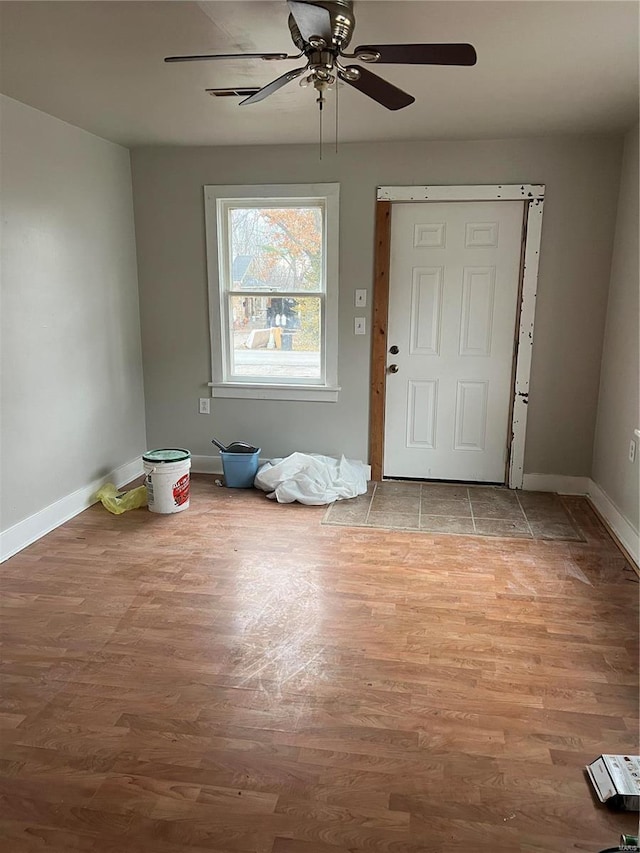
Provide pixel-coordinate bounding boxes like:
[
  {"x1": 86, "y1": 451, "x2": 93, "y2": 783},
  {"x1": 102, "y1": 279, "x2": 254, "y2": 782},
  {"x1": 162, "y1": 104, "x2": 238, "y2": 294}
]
[{"x1": 323, "y1": 481, "x2": 585, "y2": 541}]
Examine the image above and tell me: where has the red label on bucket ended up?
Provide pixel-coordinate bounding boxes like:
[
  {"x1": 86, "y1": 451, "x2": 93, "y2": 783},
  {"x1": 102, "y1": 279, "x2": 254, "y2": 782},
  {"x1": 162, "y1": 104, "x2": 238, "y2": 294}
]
[{"x1": 173, "y1": 474, "x2": 190, "y2": 507}]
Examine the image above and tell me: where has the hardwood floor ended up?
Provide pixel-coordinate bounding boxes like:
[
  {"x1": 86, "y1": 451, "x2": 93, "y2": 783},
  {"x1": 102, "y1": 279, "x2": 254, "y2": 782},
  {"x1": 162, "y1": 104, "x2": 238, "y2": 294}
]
[{"x1": 1, "y1": 476, "x2": 638, "y2": 852}]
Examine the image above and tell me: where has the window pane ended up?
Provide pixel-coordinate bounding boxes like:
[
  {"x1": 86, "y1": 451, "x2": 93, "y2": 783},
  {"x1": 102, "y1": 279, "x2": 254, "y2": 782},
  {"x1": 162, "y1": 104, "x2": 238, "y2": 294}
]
[
  {"x1": 229, "y1": 295, "x2": 321, "y2": 380},
  {"x1": 229, "y1": 206, "x2": 323, "y2": 292}
]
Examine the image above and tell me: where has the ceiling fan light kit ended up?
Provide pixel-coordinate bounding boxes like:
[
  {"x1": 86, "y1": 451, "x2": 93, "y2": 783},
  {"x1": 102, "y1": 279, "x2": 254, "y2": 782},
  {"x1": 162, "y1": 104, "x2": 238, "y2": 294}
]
[{"x1": 165, "y1": 0, "x2": 477, "y2": 152}]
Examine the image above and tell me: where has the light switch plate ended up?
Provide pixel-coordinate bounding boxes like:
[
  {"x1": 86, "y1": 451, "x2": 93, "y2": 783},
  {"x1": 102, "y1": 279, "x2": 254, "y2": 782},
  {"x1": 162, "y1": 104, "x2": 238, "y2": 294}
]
[
  {"x1": 199, "y1": 398, "x2": 210, "y2": 414},
  {"x1": 354, "y1": 317, "x2": 366, "y2": 335},
  {"x1": 355, "y1": 289, "x2": 367, "y2": 307}
]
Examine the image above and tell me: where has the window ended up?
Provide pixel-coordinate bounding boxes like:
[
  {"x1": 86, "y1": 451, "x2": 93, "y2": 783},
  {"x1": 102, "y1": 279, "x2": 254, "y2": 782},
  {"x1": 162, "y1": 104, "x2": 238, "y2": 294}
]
[{"x1": 205, "y1": 183, "x2": 340, "y2": 401}]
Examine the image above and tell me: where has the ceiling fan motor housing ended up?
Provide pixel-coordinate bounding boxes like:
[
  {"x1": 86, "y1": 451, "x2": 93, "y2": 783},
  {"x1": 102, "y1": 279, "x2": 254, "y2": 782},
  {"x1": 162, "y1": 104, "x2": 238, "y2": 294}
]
[
  {"x1": 307, "y1": 49, "x2": 336, "y2": 73},
  {"x1": 288, "y1": 0, "x2": 355, "y2": 52},
  {"x1": 165, "y1": 0, "x2": 476, "y2": 113}
]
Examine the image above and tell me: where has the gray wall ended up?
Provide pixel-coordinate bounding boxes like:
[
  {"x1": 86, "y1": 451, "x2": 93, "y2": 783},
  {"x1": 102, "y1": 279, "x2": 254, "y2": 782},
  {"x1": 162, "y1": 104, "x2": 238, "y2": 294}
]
[
  {"x1": 130, "y1": 136, "x2": 622, "y2": 476},
  {"x1": 592, "y1": 124, "x2": 639, "y2": 525},
  {"x1": 1, "y1": 96, "x2": 146, "y2": 530}
]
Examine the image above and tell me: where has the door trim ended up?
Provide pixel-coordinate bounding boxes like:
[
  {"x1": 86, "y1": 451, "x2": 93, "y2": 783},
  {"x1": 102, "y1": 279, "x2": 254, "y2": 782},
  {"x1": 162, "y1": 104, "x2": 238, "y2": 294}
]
[{"x1": 369, "y1": 184, "x2": 545, "y2": 488}]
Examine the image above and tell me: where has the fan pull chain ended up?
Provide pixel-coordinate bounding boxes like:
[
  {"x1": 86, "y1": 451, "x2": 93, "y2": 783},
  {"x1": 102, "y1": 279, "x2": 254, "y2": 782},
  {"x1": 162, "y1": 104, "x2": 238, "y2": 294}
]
[
  {"x1": 318, "y1": 89, "x2": 323, "y2": 161},
  {"x1": 335, "y1": 75, "x2": 339, "y2": 154}
]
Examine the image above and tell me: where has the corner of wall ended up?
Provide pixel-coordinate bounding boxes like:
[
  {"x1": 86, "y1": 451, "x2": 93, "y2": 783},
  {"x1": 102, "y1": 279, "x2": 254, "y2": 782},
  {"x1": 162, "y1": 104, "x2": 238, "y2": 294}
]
[
  {"x1": 590, "y1": 122, "x2": 639, "y2": 543},
  {"x1": 1, "y1": 456, "x2": 144, "y2": 563}
]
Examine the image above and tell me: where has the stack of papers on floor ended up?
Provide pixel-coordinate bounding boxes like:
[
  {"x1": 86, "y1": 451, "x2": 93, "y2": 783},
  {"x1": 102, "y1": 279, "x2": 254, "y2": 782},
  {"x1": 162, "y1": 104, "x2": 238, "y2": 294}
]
[{"x1": 586, "y1": 755, "x2": 640, "y2": 811}]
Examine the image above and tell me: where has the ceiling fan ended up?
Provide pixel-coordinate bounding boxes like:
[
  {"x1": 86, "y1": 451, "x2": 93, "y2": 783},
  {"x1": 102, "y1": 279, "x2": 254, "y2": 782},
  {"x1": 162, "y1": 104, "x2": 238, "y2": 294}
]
[{"x1": 165, "y1": 0, "x2": 477, "y2": 112}]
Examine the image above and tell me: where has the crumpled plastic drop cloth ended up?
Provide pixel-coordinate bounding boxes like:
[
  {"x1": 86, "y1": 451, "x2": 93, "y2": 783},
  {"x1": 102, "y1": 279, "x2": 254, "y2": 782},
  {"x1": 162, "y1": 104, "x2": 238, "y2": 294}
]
[{"x1": 254, "y1": 452, "x2": 370, "y2": 505}]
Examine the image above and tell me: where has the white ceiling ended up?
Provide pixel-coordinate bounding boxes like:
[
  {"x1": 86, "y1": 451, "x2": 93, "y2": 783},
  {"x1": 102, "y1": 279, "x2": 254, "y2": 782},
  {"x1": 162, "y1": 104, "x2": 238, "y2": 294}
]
[{"x1": 0, "y1": 1, "x2": 637, "y2": 148}]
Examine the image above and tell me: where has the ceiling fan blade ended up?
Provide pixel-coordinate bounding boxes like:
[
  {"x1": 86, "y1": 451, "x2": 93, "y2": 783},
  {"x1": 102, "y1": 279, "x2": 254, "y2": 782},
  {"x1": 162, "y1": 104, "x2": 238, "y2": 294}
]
[
  {"x1": 340, "y1": 66, "x2": 414, "y2": 111},
  {"x1": 287, "y1": 0, "x2": 333, "y2": 44},
  {"x1": 353, "y1": 43, "x2": 477, "y2": 66},
  {"x1": 206, "y1": 88, "x2": 262, "y2": 98},
  {"x1": 165, "y1": 52, "x2": 290, "y2": 63},
  {"x1": 239, "y1": 66, "x2": 307, "y2": 105}
]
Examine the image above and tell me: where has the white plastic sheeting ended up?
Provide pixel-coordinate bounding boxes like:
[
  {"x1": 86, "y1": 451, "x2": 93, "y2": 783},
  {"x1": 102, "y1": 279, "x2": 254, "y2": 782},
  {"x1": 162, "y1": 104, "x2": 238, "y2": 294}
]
[{"x1": 254, "y1": 453, "x2": 370, "y2": 505}]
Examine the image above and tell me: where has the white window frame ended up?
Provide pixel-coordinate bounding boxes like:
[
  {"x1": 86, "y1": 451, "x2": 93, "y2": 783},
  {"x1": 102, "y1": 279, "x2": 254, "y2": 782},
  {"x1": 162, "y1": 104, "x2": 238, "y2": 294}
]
[{"x1": 204, "y1": 183, "x2": 340, "y2": 402}]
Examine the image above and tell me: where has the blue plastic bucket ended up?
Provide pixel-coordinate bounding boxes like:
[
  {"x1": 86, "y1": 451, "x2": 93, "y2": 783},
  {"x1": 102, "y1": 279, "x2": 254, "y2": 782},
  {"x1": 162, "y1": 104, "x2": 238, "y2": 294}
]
[{"x1": 221, "y1": 449, "x2": 261, "y2": 488}]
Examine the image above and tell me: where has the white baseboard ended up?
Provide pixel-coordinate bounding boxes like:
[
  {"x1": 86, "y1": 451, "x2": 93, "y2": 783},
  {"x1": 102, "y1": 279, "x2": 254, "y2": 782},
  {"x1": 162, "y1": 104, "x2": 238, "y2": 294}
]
[
  {"x1": 5, "y1": 455, "x2": 634, "y2": 566},
  {"x1": 191, "y1": 454, "x2": 272, "y2": 477},
  {"x1": 191, "y1": 455, "x2": 372, "y2": 481},
  {"x1": 522, "y1": 474, "x2": 590, "y2": 494},
  {"x1": 587, "y1": 479, "x2": 639, "y2": 566},
  {"x1": 0, "y1": 455, "x2": 144, "y2": 563},
  {"x1": 191, "y1": 454, "x2": 224, "y2": 475},
  {"x1": 191, "y1": 454, "x2": 266, "y2": 476},
  {"x1": 522, "y1": 474, "x2": 639, "y2": 565}
]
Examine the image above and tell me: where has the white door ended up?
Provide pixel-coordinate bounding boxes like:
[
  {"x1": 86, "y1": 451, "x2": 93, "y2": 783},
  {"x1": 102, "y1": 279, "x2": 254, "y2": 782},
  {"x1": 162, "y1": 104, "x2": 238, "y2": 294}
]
[{"x1": 384, "y1": 200, "x2": 523, "y2": 482}]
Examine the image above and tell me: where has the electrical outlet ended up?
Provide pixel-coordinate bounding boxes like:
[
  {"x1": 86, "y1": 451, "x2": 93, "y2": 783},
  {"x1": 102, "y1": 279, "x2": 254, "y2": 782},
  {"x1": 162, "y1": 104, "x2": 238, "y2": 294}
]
[
  {"x1": 630, "y1": 440, "x2": 636, "y2": 463},
  {"x1": 199, "y1": 398, "x2": 210, "y2": 415},
  {"x1": 355, "y1": 289, "x2": 367, "y2": 307},
  {"x1": 354, "y1": 317, "x2": 366, "y2": 335}
]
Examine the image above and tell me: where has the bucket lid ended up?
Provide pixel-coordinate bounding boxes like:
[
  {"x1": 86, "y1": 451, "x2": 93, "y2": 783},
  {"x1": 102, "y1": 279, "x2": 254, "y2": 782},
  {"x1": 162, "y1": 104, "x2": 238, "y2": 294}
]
[{"x1": 142, "y1": 448, "x2": 191, "y2": 463}]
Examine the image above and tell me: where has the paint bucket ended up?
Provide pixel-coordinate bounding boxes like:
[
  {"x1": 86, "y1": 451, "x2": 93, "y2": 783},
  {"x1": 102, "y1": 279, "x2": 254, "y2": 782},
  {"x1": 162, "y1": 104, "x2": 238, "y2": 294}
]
[{"x1": 142, "y1": 449, "x2": 191, "y2": 514}]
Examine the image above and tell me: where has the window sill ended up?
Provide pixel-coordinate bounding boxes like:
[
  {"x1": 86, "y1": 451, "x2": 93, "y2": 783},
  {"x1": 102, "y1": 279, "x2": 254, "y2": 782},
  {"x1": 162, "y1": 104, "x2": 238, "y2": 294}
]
[{"x1": 208, "y1": 383, "x2": 341, "y2": 402}]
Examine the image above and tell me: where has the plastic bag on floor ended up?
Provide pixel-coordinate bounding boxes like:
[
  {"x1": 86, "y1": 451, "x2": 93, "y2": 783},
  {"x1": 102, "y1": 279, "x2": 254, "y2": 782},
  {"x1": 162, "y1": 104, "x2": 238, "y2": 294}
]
[
  {"x1": 95, "y1": 483, "x2": 147, "y2": 514},
  {"x1": 254, "y1": 452, "x2": 369, "y2": 505}
]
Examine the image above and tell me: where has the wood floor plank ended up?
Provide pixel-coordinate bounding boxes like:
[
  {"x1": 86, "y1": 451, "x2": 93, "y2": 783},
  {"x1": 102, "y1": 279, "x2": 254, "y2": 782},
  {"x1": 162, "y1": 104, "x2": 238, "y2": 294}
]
[{"x1": 0, "y1": 477, "x2": 638, "y2": 851}]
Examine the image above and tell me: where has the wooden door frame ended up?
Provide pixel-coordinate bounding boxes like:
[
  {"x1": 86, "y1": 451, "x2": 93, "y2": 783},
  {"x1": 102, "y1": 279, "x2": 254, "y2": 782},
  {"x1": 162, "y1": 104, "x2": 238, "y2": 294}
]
[{"x1": 369, "y1": 184, "x2": 545, "y2": 488}]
